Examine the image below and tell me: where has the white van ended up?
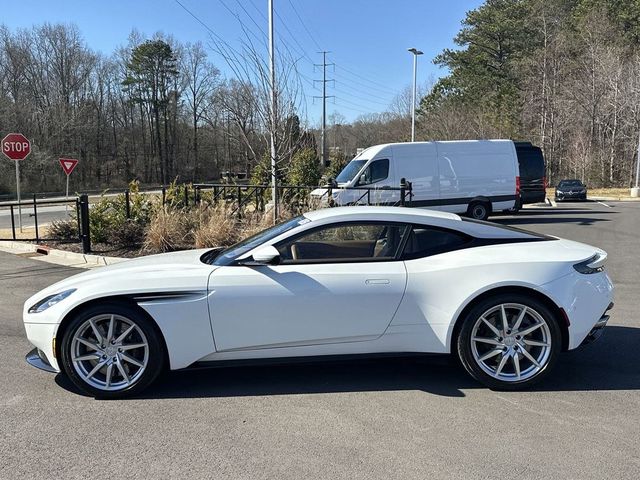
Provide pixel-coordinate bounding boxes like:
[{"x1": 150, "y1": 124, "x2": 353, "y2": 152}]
[{"x1": 316, "y1": 140, "x2": 519, "y2": 220}]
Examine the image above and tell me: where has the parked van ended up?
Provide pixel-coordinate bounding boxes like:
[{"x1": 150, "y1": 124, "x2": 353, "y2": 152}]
[{"x1": 316, "y1": 140, "x2": 520, "y2": 220}]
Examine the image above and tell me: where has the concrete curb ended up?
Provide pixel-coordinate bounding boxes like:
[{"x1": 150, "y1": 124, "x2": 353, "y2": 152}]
[
  {"x1": 588, "y1": 196, "x2": 640, "y2": 202},
  {"x1": 0, "y1": 241, "x2": 128, "y2": 269}
]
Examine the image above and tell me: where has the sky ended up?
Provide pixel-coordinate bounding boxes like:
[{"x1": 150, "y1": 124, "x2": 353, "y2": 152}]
[{"x1": 1, "y1": 0, "x2": 484, "y2": 125}]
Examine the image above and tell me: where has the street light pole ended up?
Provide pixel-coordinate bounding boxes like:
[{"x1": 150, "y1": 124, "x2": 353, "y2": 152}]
[
  {"x1": 632, "y1": 129, "x2": 640, "y2": 197},
  {"x1": 408, "y1": 48, "x2": 423, "y2": 142},
  {"x1": 268, "y1": 0, "x2": 278, "y2": 220}
]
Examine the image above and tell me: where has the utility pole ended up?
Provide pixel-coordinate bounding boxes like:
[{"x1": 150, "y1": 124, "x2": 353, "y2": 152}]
[
  {"x1": 407, "y1": 48, "x2": 423, "y2": 142},
  {"x1": 314, "y1": 51, "x2": 334, "y2": 166},
  {"x1": 268, "y1": 0, "x2": 278, "y2": 220},
  {"x1": 632, "y1": 129, "x2": 640, "y2": 197}
]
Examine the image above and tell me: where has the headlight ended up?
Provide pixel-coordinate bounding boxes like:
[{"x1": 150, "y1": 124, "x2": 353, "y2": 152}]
[{"x1": 28, "y1": 289, "x2": 76, "y2": 313}]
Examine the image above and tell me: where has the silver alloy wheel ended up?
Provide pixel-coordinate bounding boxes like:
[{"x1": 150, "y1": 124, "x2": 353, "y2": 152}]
[
  {"x1": 70, "y1": 314, "x2": 149, "y2": 391},
  {"x1": 470, "y1": 303, "x2": 552, "y2": 382}
]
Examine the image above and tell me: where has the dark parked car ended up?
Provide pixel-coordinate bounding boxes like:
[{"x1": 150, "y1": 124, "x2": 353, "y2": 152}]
[
  {"x1": 555, "y1": 179, "x2": 587, "y2": 201},
  {"x1": 514, "y1": 142, "x2": 546, "y2": 206}
]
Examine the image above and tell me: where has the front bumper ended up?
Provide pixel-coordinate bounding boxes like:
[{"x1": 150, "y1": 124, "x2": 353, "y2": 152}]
[
  {"x1": 26, "y1": 347, "x2": 57, "y2": 373},
  {"x1": 556, "y1": 192, "x2": 587, "y2": 201},
  {"x1": 23, "y1": 322, "x2": 60, "y2": 372}
]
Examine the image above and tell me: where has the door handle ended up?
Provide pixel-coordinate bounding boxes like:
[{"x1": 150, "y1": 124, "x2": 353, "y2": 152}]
[{"x1": 365, "y1": 279, "x2": 390, "y2": 285}]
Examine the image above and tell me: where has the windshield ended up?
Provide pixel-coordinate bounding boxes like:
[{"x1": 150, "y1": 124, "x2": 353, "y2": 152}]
[
  {"x1": 211, "y1": 216, "x2": 307, "y2": 266},
  {"x1": 335, "y1": 159, "x2": 367, "y2": 184},
  {"x1": 559, "y1": 180, "x2": 582, "y2": 187}
]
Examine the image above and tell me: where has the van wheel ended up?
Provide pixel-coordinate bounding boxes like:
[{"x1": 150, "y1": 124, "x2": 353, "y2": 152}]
[{"x1": 467, "y1": 201, "x2": 491, "y2": 221}]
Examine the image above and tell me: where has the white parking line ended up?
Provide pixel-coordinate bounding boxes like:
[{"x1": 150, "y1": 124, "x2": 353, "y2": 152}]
[{"x1": 596, "y1": 201, "x2": 612, "y2": 208}]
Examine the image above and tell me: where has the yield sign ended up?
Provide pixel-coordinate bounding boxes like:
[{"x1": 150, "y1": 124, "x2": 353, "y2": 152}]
[{"x1": 59, "y1": 158, "x2": 78, "y2": 176}]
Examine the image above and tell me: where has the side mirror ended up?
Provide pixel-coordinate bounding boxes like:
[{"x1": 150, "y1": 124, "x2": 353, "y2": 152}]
[
  {"x1": 358, "y1": 173, "x2": 368, "y2": 186},
  {"x1": 249, "y1": 245, "x2": 281, "y2": 265}
]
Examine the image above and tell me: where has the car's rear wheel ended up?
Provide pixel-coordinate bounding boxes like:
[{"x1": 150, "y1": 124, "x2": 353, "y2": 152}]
[
  {"x1": 467, "y1": 201, "x2": 491, "y2": 221},
  {"x1": 456, "y1": 294, "x2": 561, "y2": 390},
  {"x1": 60, "y1": 302, "x2": 164, "y2": 398}
]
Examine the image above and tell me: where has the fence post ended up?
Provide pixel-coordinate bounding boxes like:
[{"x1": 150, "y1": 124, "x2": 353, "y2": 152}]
[
  {"x1": 406, "y1": 181, "x2": 412, "y2": 207},
  {"x1": 33, "y1": 194, "x2": 39, "y2": 243},
  {"x1": 125, "y1": 189, "x2": 131, "y2": 219},
  {"x1": 400, "y1": 178, "x2": 406, "y2": 207},
  {"x1": 76, "y1": 198, "x2": 81, "y2": 239},
  {"x1": 162, "y1": 185, "x2": 166, "y2": 206},
  {"x1": 10, "y1": 205, "x2": 16, "y2": 240},
  {"x1": 79, "y1": 194, "x2": 91, "y2": 253},
  {"x1": 237, "y1": 186, "x2": 242, "y2": 218},
  {"x1": 194, "y1": 185, "x2": 200, "y2": 204}
]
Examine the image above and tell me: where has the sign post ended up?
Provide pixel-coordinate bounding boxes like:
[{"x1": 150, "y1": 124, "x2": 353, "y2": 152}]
[
  {"x1": 2, "y1": 133, "x2": 31, "y2": 232},
  {"x1": 59, "y1": 158, "x2": 79, "y2": 213}
]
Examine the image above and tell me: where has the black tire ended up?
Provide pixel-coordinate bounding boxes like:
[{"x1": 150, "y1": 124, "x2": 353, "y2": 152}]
[
  {"x1": 60, "y1": 302, "x2": 165, "y2": 399},
  {"x1": 455, "y1": 293, "x2": 562, "y2": 390},
  {"x1": 467, "y1": 201, "x2": 491, "y2": 221}
]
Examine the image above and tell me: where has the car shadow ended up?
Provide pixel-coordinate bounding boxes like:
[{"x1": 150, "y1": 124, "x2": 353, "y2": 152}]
[
  {"x1": 494, "y1": 216, "x2": 611, "y2": 226},
  {"x1": 55, "y1": 326, "x2": 640, "y2": 399}
]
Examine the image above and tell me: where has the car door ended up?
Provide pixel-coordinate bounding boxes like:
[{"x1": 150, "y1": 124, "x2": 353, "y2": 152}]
[
  {"x1": 207, "y1": 222, "x2": 409, "y2": 351},
  {"x1": 352, "y1": 158, "x2": 398, "y2": 205}
]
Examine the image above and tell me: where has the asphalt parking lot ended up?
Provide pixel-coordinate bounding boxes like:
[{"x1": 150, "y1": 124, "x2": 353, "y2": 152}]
[{"x1": 1, "y1": 201, "x2": 639, "y2": 479}]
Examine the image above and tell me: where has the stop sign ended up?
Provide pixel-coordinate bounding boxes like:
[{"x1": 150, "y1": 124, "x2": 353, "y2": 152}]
[{"x1": 2, "y1": 133, "x2": 31, "y2": 160}]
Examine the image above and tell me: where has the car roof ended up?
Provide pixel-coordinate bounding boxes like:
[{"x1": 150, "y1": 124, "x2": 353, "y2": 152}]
[{"x1": 303, "y1": 206, "x2": 462, "y2": 223}]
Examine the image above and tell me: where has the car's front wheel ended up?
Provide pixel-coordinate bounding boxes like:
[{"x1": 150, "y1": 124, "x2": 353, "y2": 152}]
[
  {"x1": 60, "y1": 302, "x2": 165, "y2": 398},
  {"x1": 456, "y1": 294, "x2": 561, "y2": 390}
]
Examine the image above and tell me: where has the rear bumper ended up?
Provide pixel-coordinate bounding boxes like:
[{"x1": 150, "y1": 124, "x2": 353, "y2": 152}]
[
  {"x1": 520, "y1": 190, "x2": 546, "y2": 204},
  {"x1": 580, "y1": 303, "x2": 613, "y2": 346}
]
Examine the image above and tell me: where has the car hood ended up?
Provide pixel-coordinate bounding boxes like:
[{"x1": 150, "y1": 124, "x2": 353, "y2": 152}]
[{"x1": 26, "y1": 248, "x2": 218, "y2": 308}]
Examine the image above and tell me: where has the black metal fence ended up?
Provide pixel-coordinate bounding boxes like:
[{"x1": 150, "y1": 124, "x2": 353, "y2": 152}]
[
  {"x1": 0, "y1": 194, "x2": 80, "y2": 243},
  {"x1": 0, "y1": 180, "x2": 413, "y2": 254},
  {"x1": 191, "y1": 179, "x2": 413, "y2": 216}
]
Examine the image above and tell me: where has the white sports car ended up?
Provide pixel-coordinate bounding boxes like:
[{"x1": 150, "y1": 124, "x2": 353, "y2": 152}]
[{"x1": 24, "y1": 207, "x2": 614, "y2": 398}]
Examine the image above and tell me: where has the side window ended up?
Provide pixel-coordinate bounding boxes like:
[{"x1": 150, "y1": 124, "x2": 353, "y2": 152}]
[
  {"x1": 277, "y1": 222, "x2": 408, "y2": 263},
  {"x1": 358, "y1": 159, "x2": 389, "y2": 185},
  {"x1": 402, "y1": 225, "x2": 471, "y2": 260}
]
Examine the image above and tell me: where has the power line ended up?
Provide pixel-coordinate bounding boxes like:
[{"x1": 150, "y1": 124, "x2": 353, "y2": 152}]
[
  {"x1": 286, "y1": 0, "x2": 323, "y2": 51},
  {"x1": 333, "y1": 69, "x2": 398, "y2": 97},
  {"x1": 333, "y1": 82, "x2": 393, "y2": 107},
  {"x1": 334, "y1": 61, "x2": 399, "y2": 94}
]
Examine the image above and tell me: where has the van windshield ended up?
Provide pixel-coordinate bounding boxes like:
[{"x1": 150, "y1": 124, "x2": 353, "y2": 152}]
[{"x1": 335, "y1": 159, "x2": 367, "y2": 184}]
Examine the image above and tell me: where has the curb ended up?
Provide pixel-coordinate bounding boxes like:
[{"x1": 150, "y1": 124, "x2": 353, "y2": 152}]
[
  {"x1": 588, "y1": 196, "x2": 640, "y2": 202},
  {"x1": 0, "y1": 241, "x2": 127, "y2": 269}
]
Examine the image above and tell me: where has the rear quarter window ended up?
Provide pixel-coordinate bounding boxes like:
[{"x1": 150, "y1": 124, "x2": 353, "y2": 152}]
[{"x1": 402, "y1": 225, "x2": 472, "y2": 260}]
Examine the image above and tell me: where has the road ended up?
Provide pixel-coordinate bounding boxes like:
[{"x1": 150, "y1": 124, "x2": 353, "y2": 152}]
[
  {"x1": 1, "y1": 201, "x2": 639, "y2": 479},
  {"x1": 0, "y1": 204, "x2": 73, "y2": 231}
]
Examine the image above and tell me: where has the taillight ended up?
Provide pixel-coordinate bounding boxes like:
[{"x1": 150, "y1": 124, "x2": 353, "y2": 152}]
[
  {"x1": 543, "y1": 176, "x2": 548, "y2": 188},
  {"x1": 573, "y1": 253, "x2": 607, "y2": 274},
  {"x1": 515, "y1": 176, "x2": 521, "y2": 195}
]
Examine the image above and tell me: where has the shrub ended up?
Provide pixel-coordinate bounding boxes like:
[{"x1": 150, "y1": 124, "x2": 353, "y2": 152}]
[
  {"x1": 193, "y1": 205, "x2": 239, "y2": 248},
  {"x1": 324, "y1": 151, "x2": 349, "y2": 182},
  {"x1": 88, "y1": 180, "x2": 155, "y2": 245},
  {"x1": 143, "y1": 208, "x2": 186, "y2": 253},
  {"x1": 286, "y1": 148, "x2": 321, "y2": 186},
  {"x1": 107, "y1": 219, "x2": 145, "y2": 248},
  {"x1": 49, "y1": 219, "x2": 78, "y2": 240}
]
